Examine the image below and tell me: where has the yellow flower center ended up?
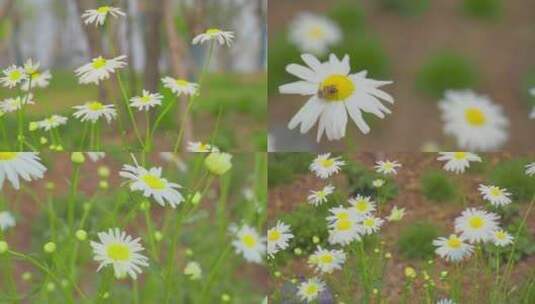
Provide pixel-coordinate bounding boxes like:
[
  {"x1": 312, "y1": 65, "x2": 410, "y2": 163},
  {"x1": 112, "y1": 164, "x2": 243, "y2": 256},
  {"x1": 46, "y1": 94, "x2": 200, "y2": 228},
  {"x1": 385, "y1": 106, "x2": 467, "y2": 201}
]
[
  {"x1": 363, "y1": 218, "x2": 375, "y2": 227},
  {"x1": 355, "y1": 200, "x2": 369, "y2": 213},
  {"x1": 97, "y1": 6, "x2": 111, "y2": 14},
  {"x1": 336, "y1": 212, "x2": 349, "y2": 221},
  {"x1": 320, "y1": 158, "x2": 334, "y2": 168},
  {"x1": 305, "y1": 284, "x2": 319, "y2": 295},
  {"x1": 141, "y1": 174, "x2": 166, "y2": 190},
  {"x1": 92, "y1": 57, "x2": 107, "y2": 69},
  {"x1": 0, "y1": 152, "x2": 18, "y2": 160},
  {"x1": 468, "y1": 216, "x2": 485, "y2": 229},
  {"x1": 31, "y1": 72, "x2": 41, "y2": 80},
  {"x1": 141, "y1": 95, "x2": 152, "y2": 104},
  {"x1": 106, "y1": 243, "x2": 131, "y2": 261},
  {"x1": 175, "y1": 79, "x2": 190, "y2": 87},
  {"x1": 268, "y1": 230, "x2": 281, "y2": 242},
  {"x1": 319, "y1": 75, "x2": 355, "y2": 101},
  {"x1": 308, "y1": 26, "x2": 325, "y2": 39},
  {"x1": 489, "y1": 187, "x2": 502, "y2": 197},
  {"x1": 383, "y1": 163, "x2": 394, "y2": 170},
  {"x1": 447, "y1": 236, "x2": 462, "y2": 249},
  {"x1": 465, "y1": 107, "x2": 486, "y2": 126},
  {"x1": 336, "y1": 219, "x2": 352, "y2": 231},
  {"x1": 241, "y1": 234, "x2": 257, "y2": 248},
  {"x1": 9, "y1": 70, "x2": 22, "y2": 81},
  {"x1": 206, "y1": 28, "x2": 221, "y2": 35},
  {"x1": 319, "y1": 254, "x2": 333, "y2": 264},
  {"x1": 453, "y1": 152, "x2": 466, "y2": 160},
  {"x1": 495, "y1": 231, "x2": 506, "y2": 240},
  {"x1": 87, "y1": 101, "x2": 104, "y2": 111}
]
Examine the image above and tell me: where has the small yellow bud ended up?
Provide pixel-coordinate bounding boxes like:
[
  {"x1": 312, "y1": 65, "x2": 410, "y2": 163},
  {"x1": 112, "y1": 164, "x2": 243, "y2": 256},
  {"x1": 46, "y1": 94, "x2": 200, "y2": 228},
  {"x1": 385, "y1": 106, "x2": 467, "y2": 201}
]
[
  {"x1": 40, "y1": 137, "x2": 48, "y2": 144},
  {"x1": 45, "y1": 182, "x2": 55, "y2": 190},
  {"x1": 312, "y1": 236, "x2": 320, "y2": 244},
  {"x1": 385, "y1": 252, "x2": 392, "y2": 259},
  {"x1": 29, "y1": 122, "x2": 38, "y2": 132},
  {"x1": 97, "y1": 166, "x2": 110, "y2": 178},
  {"x1": 46, "y1": 282, "x2": 56, "y2": 292},
  {"x1": 204, "y1": 152, "x2": 232, "y2": 175},
  {"x1": 71, "y1": 152, "x2": 85, "y2": 164},
  {"x1": 0, "y1": 241, "x2": 8, "y2": 254},
  {"x1": 404, "y1": 266, "x2": 416, "y2": 279},
  {"x1": 43, "y1": 242, "x2": 56, "y2": 253},
  {"x1": 274, "y1": 271, "x2": 281, "y2": 278},
  {"x1": 221, "y1": 293, "x2": 231, "y2": 302},
  {"x1": 75, "y1": 230, "x2": 87, "y2": 241},
  {"x1": 99, "y1": 180, "x2": 109, "y2": 190},
  {"x1": 154, "y1": 231, "x2": 163, "y2": 242},
  {"x1": 139, "y1": 200, "x2": 150, "y2": 211},
  {"x1": 190, "y1": 192, "x2": 202, "y2": 205},
  {"x1": 185, "y1": 248, "x2": 194, "y2": 256},
  {"x1": 22, "y1": 272, "x2": 32, "y2": 281},
  {"x1": 372, "y1": 288, "x2": 378, "y2": 295},
  {"x1": 294, "y1": 248, "x2": 302, "y2": 256}
]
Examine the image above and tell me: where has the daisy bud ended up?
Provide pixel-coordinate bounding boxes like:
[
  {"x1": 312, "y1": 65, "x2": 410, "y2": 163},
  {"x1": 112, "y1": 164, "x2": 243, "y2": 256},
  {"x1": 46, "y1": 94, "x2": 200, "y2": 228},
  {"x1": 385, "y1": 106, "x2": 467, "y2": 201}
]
[
  {"x1": 385, "y1": 252, "x2": 392, "y2": 259},
  {"x1": 154, "y1": 231, "x2": 163, "y2": 242},
  {"x1": 102, "y1": 292, "x2": 110, "y2": 299},
  {"x1": 83, "y1": 202, "x2": 92, "y2": 211},
  {"x1": 46, "y1": 282, "x2": 56, "y2": 292},
  {"x1": 204, "y1": 152, "x2": 232, "y2": 175},
  {"x1": 71, "y1": 152, "x2": 85, "y2": 164},
  {"x1": 99, "y1": 180, "x2": 109, "y2": 190},
  {"x1": 274, "y1": 271, "x2": 281, "y2": 278},
  {"x1": 294, "y1": 248, "x2": 302, "y2": 256},
  {"x1": 139, "y1": 200, "x2": 150, "y2": 211},
  {"x1": 440, "y1": 271, "x2": 448, "y2": 279},
  {"x1": 44, "y1": 242, "x2": 56, "y2": 253},
  {"x1": 183, "y1": 261, "x2": 202, "y2": 280},
  {"x1": 0, "y1": 241, "x2": 8, "y2": 253},
  {"x1": 75, "y1": 230, "x2": 87, "y2": 241},
  {"x1": 374, "y1": 248, "x2": 380, "y2": 254},
  {"x1": 427, "y1": 260, "x2": 433, "y2": 265},
  {"x1": 49, "y1": 145, "x2": 56, "y2": 150},
  {"x1": 56, "y1": 145, "x2": 64, "y2": 151},
  {"x1": 404, "y1": 267, "x2": 416, "y2": 279},
  {"x1": 98, "y1": 166, "x2": 110, "y2": 178},
  {"x1": 61, "y1": 279, "x2": 69, "y2": 287},
  {"x1": 372, "y1": 288, "x2": 378, "y2": 295},
  {"x1": 29, "y1": 122, "x2": 38, "y2": 132},
  {"x1": 190, "y1": 192, "x2": 202, "y2": 206},
  {"x1": 40, "y1": 137, "x2": 48, "y2": 144},
  {"x1": 290, "y1": 278, "x2": 297, "y2": 284},
  {"x1": 312, "y1": 236, "x2": 320, "y2": 244},
  {"x1": 22, "y1": 272, "x2": 32, "y2": 281},
  {"x1": 45, "y1": 182, "x2": 55, "y2": 190},
  {"x1": 185, "y1": 248, "x2": 194, "y2": 256},
  {"x1": 221, "y1": 294, "x2": 231, "y2": 302}
]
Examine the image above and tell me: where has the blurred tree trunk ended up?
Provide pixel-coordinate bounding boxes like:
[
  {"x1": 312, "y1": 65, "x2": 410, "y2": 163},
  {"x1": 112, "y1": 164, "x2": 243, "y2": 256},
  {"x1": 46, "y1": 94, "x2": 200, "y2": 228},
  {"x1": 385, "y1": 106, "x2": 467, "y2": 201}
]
[
  {"x1": 142, "y1": 0, "x2": 163, "y2": 92},
  {"x1": 0, "y1": 0, "x2": 14, "y2": 20},
  {"x1": 124, "y1": 0, "x2": 137, "y2": 95},
  {"x1": 256, "y1": 0, "x2": 266, "y2": 69},
  {"x1": 73, "y1": 0, "x2": 106, "y2": 101},
  {"x1": 163, "y1": 0, "x2": 192, "y2": 148}
]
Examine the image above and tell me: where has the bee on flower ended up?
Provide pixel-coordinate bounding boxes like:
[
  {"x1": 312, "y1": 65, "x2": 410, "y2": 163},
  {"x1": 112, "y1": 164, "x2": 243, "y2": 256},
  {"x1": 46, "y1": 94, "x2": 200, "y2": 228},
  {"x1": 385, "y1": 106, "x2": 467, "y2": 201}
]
[
  {"x1": 307, "y1": 184, "x2": 335, "y2": 206},
  {"x1": 437, "y1": 152, "x2": 482, "y2": 174},
  {"x1": 478, "y1": 184, "x2": 512, "y2": 207},
  {"x1": 82, "y1": 6, "x2": 125, "y2": 26},
  {"x1": 267, "y1": 221, "x2": 294, "y2": 258},
  {"x1": 288, "y1": 13, "x2": 342, "y2": 55},
  {"x1": 310, "y1": 153, "x2": 344, "y2": 179},
  {"x1": 75, "y1": 55, "x2": 127, "y2": 85},
  {"x1": 192, "y1": 28, "x2": 234, "y2": 46}
]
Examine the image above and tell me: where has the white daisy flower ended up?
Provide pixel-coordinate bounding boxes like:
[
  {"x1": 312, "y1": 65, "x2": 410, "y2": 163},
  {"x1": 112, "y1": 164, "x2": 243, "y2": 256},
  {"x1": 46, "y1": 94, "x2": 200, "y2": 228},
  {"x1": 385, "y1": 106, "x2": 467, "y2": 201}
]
[
  {"x1": 129, "y1": 90, "x2": 163, "y2": 111},
  {"x1": 372, "y1": 178, "x2": 385, "y2": 188},
  {"x1": 187, "y1": 141, "x2": 219, "y2": 153},
  {"x1": 119, "y1": 164, "x2": 184, "y2": 208},
  {"x1": 288, "y1": 13, "x2": 342, "y2": 55},
  {"x1": 21, "y1": 70, "x2": 52, "y2": 91},
  {"x1": 307, "y1": 184, "x2": 335, "y2": 206},
  {"x1": 375, "y1": 160, "x2": 401, "y2": 175},
  {"x1": 297, "y1": 277, "x2": 325, "y2": 303},
  {"x1": 90, "y1": 228, "x2": 149, "y2": 280},
  {"x1": 525, "y1": 163, "x2": 535, "y2": 176},
  {"x1": 0, "y1": 211, "x2": 16, "y2": 231},
  {"x1": 433, "y1": 234, "x2": 473, "y2": 263},
  {"x1": 454, "y1": 208, "x2": 500, "y2": 243},
  {"x1": 478, "y1": 184, "x2": 512, "y2": 207},
  {"x1": 280, "y1": 53, "x2": 394, "y2": 141},
  {"x1": 75, "y1": 55, "x2": 127, "y2": 85},
  {"x1": 82, "y1": 6, "x2": 125, "y2": 26},
  {"x1": 439, "y1": 90, "x2": 508, "y2": 151},
  {"x1": 437, "y1": 152, "x2": 482, "y2": 174},
  {"x1": 327, "y1": 206, "x2": 362, "y2": 245},
  {"x1": 0, "y1": 65, "x2": 27, "y2": 88},
  {"x1": 267, "y1": 221, "x2": 294, "y2": 258},
  {"x1": 183, "y1": 261, "x2": 202, "y2": 280},
  {"x1": 86, "y1": 152, "x2": 106, "y2": 162},
  {"x1": 36, "y1": 115, "x2": 68, "y2": 131},
  {"x1": 310, "y1": 153, "x2": 344, "y2": 179},
  {"x1": 72, "y1": 101, "x2": 117, "y2": 124},
  {"x1": 0, "y1": 94, "x2": 34, "y2": 113},
  {"x1": 161, "y1": 77, "x2": 199, "y2": 97},
  {"x1": 492, "y1": 229, "x2": 514, "y2": 247},
  {"x1": 437, "y1": 298, "x2": 456, "y2": 304},
  {"x1": 0, "y1": 152, "x2": 46, "y2": 190},
  {"x1": 361, "y1": 215, "x2": 384, "y2": 235},
  {"x1": 386, "y1": 206, "x2": 406, "y2": 222},
  {"x1": 308, "y1": 246, "x2": 346, "y2": 274},
  {"x1": 348, "y1": 195, "x2": 376, "y2": 216},
  {"x1": 192, "y1": 28, "x2": 234, "y2": 46},
  {"x1": 231, "y1": 224, "x2": 266, "y2": 264}
]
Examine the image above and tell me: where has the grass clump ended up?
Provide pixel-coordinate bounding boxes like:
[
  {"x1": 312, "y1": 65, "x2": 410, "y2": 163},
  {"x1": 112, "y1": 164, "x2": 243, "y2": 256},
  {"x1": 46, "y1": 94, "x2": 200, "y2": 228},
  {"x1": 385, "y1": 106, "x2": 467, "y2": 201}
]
[
  {"x1": 462, "y1": 0, "x2": 502, "y2": 20},
  {"x1": 332, "y1": 36, "x2": 390, "y2": 79},
  {"x1": 268, "y1": 153, "x2": 314, "y2": 187},
  {"x1": 416, "y1": 51, "x2": 479, "y2": 98},
  {"x1": 421, "y1": 169, "x2": 459, "y2": 203},
  {"x1": 378, "y1": 0, "x2": 430, "y2": 16},
  {"x1": 397, "y1": 221, "x2": 441, "y2": 259},
  {"x1": 488, "y1": 159, "x2": 535, "y2": 202}
]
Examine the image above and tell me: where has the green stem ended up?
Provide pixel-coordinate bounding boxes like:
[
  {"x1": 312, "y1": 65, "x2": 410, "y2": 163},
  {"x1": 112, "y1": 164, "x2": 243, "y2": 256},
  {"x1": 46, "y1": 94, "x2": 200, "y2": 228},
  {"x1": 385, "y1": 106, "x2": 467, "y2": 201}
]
[
  {"x1": 143, "y1": 207, "x2": 159, "y2": 262},
  {"x1": 79, "y1": 122, "x2": 89, "y2": 150},
  {"x1": 67, "y1": 165, "x2": 81, "y2": 229},
  {"x1": 144, "y1": 110, "x2": 151, "y2": 152},
  {"x1": 200, "y1": 244, "x2": 232, "y2": 303},
  {"x1": 116, "y1": 73, "x2": 144, "y2": 148}
]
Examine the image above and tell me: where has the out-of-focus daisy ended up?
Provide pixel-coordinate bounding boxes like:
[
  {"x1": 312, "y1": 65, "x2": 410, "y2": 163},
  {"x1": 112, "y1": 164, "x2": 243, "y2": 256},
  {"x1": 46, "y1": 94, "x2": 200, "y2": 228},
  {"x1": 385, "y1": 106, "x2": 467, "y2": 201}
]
[
  {"x1": 0, "y1": 211, "x2": 15, "y2": 231},
  {"x1": 492, "y1": 229, "x2": 513, "y2": 247},
  {"x1": 437, "y1": 152, "x2": 482, "y2": 174},
  {"x1": 161, "y1": 77, "x2": 199, "y2": 97},
  {"x1": 327, "y1": 206, "x2": 362, "y2": 245},
  {"x1": 130, "y1": 90, "x2": 163, "y2": 111},
  {"x1": 288, "y1": 13, "x2": 341, "y2": 55},
  {"x1": 36, "y1": 115, "x2": 67, "y2": 131},
  {"x1": 159, "y1": 153, "x2": 188, "y2": 172},
  {"x1": 0, "y1": 152, "x2": 46, "y2": 190},
  {"x1": 0, "y1": 65, "x2": 27, "y2": 88},
  {"x1": 0, "y1": 95, "x2": 34, "y2": 113},
  {"x1": 21, "y1": 59, "x2": 51, "y2": 90},
  {"x1": 192, "y1": 28, "x2": 234, "y2": 46},
  {"x1": 75, "y1": 55, "x2": 127, "y2": 85},
  {"x1": 187, "y1": 141, "x2": 219, "y2": 153},
  {"x1": 120, "y1": 164, "x2": 184, "y2": 208},
  {"x1": 231, "y1": 224, "x2": 266, "y2": 264},
  {"x1": 307, "y1": 184, "x2": 335, "y2": 206},
  {"x1": 308, "y1": 246, "x2": 346, "y2": 274},
  {"x1": 372, "y1": 178, "x2": 385, "y2": 188},
  {"x1": 280, "y1": 53, "x2": 394, "y2": 141},
  {"x1": 183, "y1": 261, "x2": 202, "y2": 280},
  {"x1": 454, "y1": 208, "x2": 499, "y2": 243},
  {"x1": 437, "y1": 298, "x2": 456, "y2": 304},
  {"x1": 82, "y1": 6, "x2": 125, "y2": 26},
  {"x1": 439, "y1": 90, "x2": 508, "y2": 151},
  {"x1": 386, "y1": 206, "x2": 406, "y2": 222},
  {"x1": 375, "y1": 160, "x2": 401, "y2": 175},
  {"x1": 267, "y1": 221, "x2": 294, "y2": 258},
  {"x1": 433, "y1": 234, "x2": 473, "y2": 262},
  {"x1": 478, "y1": 184, "x2": 512, "y2": 207},
  {"x1": 73, "y1": 101, "x2": 117, "y2": 124},
  {"x1": 310, "y1": 153, "x2": 344, "y2": 179},
  {"x1": 525, "y1": 163, "x2": 535, "y2": 176},
  {"x1": 348, "y1": 195, "x2": 376, "y2": 216},
  {"x1": 361, "y1": 215, "x2": 384, "y2": 235},
  {"x1": 90, "y1": 228, "x2": 149, "y2": 280},
  {"x1": 86, "y1": 152, "x2": 105, "y2": 162},
  {"x1": 297, "y1": 277, "x2": 325, "y2": 303}
]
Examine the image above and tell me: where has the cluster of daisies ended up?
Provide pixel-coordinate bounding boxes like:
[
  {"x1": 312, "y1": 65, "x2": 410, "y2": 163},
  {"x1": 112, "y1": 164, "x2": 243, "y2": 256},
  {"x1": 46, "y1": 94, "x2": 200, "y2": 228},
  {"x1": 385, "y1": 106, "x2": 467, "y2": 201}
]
[
  {"x1": 268, "y1": 153, "x2": 406, "y2": 302},
  {"x1": 267, "y1": 152, "x2": 534, "y2": 302},
  {"x1": 0, "y1": 4, "x2": 234, "y2": 150},
  {"x1": 0, "y1": 151, "x2": 250, "y2": 285},
  {"x1": 279, "y1": 12, "x2": 534, "y2": 150}
]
